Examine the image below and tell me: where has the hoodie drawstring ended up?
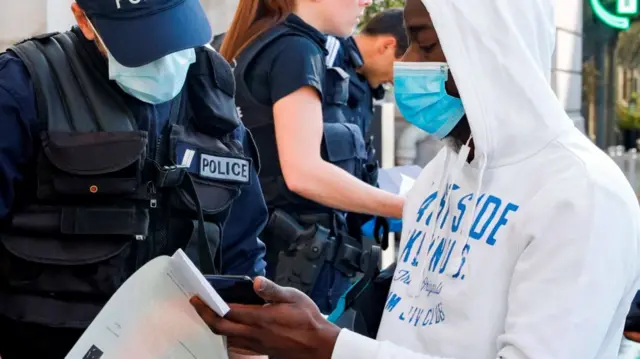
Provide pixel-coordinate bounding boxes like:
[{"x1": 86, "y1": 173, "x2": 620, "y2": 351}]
[
  {"x1": 444, "y1": 147, "x2": 487, "y2": 276},
  {"x1": 408, "y1": 137, "x2": 488, "y2": 298}
]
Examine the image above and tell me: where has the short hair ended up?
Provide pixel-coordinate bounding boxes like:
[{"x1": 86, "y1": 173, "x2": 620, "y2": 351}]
[{"x1": 361, "y1": 8, "x2": 408, "y2": 57}]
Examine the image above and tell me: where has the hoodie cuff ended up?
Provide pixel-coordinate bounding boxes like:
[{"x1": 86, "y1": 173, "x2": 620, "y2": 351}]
[{"x1": 331, "y1": 328, "x2": 380, "y2": 359}]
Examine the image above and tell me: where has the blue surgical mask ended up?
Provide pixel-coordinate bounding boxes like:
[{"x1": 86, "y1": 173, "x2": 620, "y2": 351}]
[
  {"x1": 107, "y1": 48, "x2": 195, "y2": 105},
  {"x1": 393, "y1": 62, "x2": 465, "y2": 139},
  {"x1": 88, "y1": 19, "x2": 195, "y2": 104}
]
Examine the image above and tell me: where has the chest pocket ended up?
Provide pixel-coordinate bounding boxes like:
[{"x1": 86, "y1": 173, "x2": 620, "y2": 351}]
[
  {"x1": 168, "y1": 124, "x2": 249, "y2": 219},
  {"x1": 322, "y1": 122, "x2": 368, "y2": 176},
  {"x1": 39, "y1": 131, "x2": 147, "y2": 198},
  {"x1": 36, "y1": 131, "x2": 150, "y2": 236},
  {"x1": 0, "y1": 131, "x2": 150, "y2": 307}
]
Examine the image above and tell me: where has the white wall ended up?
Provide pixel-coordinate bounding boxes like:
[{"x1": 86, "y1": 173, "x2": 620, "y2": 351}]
[
  {"x1": 0, "y1": 0, "x2": 238, "y2": 53},
  {"x1": 552, "y1": 0, "x2": 586, "y2": 133},
  {"x1": 200, "y1": 0, "x2": 239, "y2": 36},
  {"x1": 46, "y1": 0, "x2": 77, "y2": 32},
  {"x1": 0, "y1": 0, "x2": 48, "y2": 52}
]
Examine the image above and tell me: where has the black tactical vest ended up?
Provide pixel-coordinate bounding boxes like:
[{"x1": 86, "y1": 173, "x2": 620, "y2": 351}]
[
  {"x1": 233, "y1": 26, "x2": 368, "y2": 215},
  {"x1": 0, "y1": 30, "x2": 254, "y2": 328}
]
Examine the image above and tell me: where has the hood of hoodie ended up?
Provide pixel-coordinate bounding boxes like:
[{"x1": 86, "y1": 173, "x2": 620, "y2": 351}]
[{"x1": 425, "y1": 0, "x2": 575, "y2": 168}]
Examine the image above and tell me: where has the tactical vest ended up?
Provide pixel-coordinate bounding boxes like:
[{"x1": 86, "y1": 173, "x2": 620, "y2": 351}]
[
  {"x1": 0, "y1": 30, "x2": 254, "y2": 328},
  {"x1": 234, "y1": 26, "x2": 368, "y2": 214}
]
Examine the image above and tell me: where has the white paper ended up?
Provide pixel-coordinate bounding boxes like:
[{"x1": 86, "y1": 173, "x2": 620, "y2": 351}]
[
  {"x1": 377, "y1": 165, "x2": 422, "y2": 195},
  {"x1": 65, "y1": 249, "x2": 229, "y2": 359}
]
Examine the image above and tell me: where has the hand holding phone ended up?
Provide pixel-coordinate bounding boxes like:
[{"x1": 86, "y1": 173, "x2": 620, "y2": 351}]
[{"x1": 204, "y1": 275, "x2": 266, "y2": 305}]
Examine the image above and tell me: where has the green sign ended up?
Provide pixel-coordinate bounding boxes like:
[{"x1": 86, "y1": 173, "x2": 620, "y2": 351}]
[{"x1": 591, "y1": 0, "x2": 638, "y2": 30}]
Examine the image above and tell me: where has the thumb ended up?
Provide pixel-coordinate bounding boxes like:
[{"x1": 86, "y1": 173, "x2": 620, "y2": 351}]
[{"x1": 253, "y1": 276, "x2": 304, "y2": 303}]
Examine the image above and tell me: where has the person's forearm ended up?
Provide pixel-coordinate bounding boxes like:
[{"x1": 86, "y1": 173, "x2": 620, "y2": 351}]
[{"x1": 286, "y1": 160, "x2": 404, "y2": 219}]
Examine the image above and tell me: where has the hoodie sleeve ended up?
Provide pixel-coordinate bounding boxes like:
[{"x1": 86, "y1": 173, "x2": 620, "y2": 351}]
[
  {"x1": 495, "y1": 177, "x2": 639, "y2": 359},
  {"x1": 332, "y1": 329, "x2": 452, "y2": 359}
]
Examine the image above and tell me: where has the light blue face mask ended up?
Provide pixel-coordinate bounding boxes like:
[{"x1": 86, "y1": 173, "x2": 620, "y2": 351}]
[
  {"x1": 106, "y1": 48, "x2": 196, "y2": 105},
  {"x1": 89, "y1": 19, "x2": 195, "y2": 104},
  {"x1": 393, "y1": 62, "x2": 465, "y2": 139}
]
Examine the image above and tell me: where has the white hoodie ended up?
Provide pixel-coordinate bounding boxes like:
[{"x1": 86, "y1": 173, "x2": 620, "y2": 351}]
[{"x1": 331, "y1": 0, "x2": 640, "y2": 358}]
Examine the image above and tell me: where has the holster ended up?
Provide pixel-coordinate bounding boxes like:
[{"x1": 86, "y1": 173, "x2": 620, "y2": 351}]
[{"x1": 263, "y1": 209, "x2": 376, "y2": 295}]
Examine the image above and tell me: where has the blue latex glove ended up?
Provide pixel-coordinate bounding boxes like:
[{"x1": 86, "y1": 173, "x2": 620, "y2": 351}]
[{"x1": 361, "y1": 217, "x2": 403, "y2": 239}]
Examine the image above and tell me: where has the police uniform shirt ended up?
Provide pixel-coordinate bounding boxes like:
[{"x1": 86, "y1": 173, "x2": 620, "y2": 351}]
[
  {"x1": 244, "y1": 14, "x2": 327, "y2": 108},
  {"x1": 0, "y1": 27, "x2": 267, "y2": 278}
]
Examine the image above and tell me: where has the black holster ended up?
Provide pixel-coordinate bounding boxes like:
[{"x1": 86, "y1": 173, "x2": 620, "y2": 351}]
[
  {"x1": 263, "y1": 209, "x2": 375, "y2": 295},
  {"x1": 263, "y1": 209, "x2": 330, "y2": 295}
]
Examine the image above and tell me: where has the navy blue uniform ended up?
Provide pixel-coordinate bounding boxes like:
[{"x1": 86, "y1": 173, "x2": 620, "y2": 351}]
[
  {"x1": 0, "y1": 40, "x2": 268, "y2": 357},
  {"x1": 235, "y1": 15, "x2": 371, "y2": 314},
  {"x1": 0, "y1": 51, "x2": 267, "y2": 276},
  {"x1": 326, "y1": 36, "x2": 385, "y2": 138}
]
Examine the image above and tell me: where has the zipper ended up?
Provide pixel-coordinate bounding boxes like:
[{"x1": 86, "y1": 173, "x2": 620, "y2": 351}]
[{"x1": 148, "y1": 181, "x2": 158, "y2": 209}]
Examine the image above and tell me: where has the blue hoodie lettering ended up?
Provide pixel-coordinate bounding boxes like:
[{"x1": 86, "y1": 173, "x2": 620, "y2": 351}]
[{"x1": 388, "y1": 187, "x2": 520, "y2": 329}]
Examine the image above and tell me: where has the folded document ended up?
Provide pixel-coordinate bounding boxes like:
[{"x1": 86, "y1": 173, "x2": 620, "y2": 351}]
[{"x1": 65, "y1": 249, "x2": 229, "y2": 359}]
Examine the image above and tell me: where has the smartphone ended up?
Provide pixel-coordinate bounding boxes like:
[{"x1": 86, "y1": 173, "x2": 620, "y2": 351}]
[{"x1": 204, "y1": 275, "x2": 266, "y2": 305}]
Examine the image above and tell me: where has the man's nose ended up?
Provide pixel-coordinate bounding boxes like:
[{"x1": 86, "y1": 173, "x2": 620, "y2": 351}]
[
  {"x1": 360, "y1": 0, "x2": 373, "y2": 7},
  {"x1": 400, "y1": 48, "x2": 420, "y2": 62}
]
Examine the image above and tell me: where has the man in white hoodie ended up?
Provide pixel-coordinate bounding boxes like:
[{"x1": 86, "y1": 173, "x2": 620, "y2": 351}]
[{"x1": 191, "y1": 0, "x2": 640, "y2": 358}]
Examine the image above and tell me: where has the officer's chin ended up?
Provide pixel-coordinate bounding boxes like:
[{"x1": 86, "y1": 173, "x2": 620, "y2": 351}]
[{"x1": 331, "y1": 22, "x2": 358, "y2": 38}]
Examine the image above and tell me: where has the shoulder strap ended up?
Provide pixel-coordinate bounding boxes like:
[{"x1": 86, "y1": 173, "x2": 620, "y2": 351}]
[
  {"x1": 325, "y1": 36, "x2": 342, "y2": 68},
  {"x1": 233, "y1": 26, "x2": 293, "y2": 74},
  {"x1": 186, "y1": 46, "x2": 241, "y2": 136},
  {"x1": 10, "y1": 31, "x2": 137, "y2": 133},
  {"x1": 232, "y1": 26, "x2": 306, "y2": 130}
]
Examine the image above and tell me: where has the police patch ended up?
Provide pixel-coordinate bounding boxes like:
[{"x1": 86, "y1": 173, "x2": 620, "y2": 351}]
[{"x1": 199, "y1": 153, "x2": 250, "y2": 183}]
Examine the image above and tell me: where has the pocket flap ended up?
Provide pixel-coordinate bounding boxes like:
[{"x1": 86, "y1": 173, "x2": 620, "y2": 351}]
[
  {"x1": 190, "y1": 179, "x2": 241, "y2": 213},
  {"x1": 323, "y1": 123, "x2": 368, "y2": 162},
  {"x1": 42, "y1": 131, "x2": 147, "y2": 175},
  {"x1": 325, "y1": 67, "x2": 350, "y2": 105},
  {"x1": 11, "y1": 205, "x2": 149, "y2": 237},
  {"x1": 1, "y1": 235, "x2": 129, "y2": 266}
]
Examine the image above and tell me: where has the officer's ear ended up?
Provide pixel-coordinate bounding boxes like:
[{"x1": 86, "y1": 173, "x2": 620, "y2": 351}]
[
  {"x1": 376, "y1": 35, "x2": 397, "y2": 57},
  {"x1": 71, "y1": 3, "x2": 95, "y2": 41}
]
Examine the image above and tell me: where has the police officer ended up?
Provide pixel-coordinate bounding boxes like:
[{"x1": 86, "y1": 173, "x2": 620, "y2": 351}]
[
  {"x1": 219, "y1": 0, "x2": 405, "y2": 314},
  {"x1": 325, "y1": 9, "x2": 408, "y2": 241},
  {"x1": 0, "y1": 0, "x2": 267, "y2": 357},
  {"x1": 327, "y1": 9, "x2": 407, "y2": 137}
]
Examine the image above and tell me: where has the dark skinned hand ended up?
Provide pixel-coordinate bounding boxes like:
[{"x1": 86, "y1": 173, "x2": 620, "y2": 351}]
[{"x1": 189, "y1": 276, "x2": 341, "y2": 359}]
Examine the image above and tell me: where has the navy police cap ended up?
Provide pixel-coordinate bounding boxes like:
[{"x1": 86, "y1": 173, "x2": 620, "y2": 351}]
[{"x1": 76, "y1": 0, "x2": 212, "y2": 67}]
